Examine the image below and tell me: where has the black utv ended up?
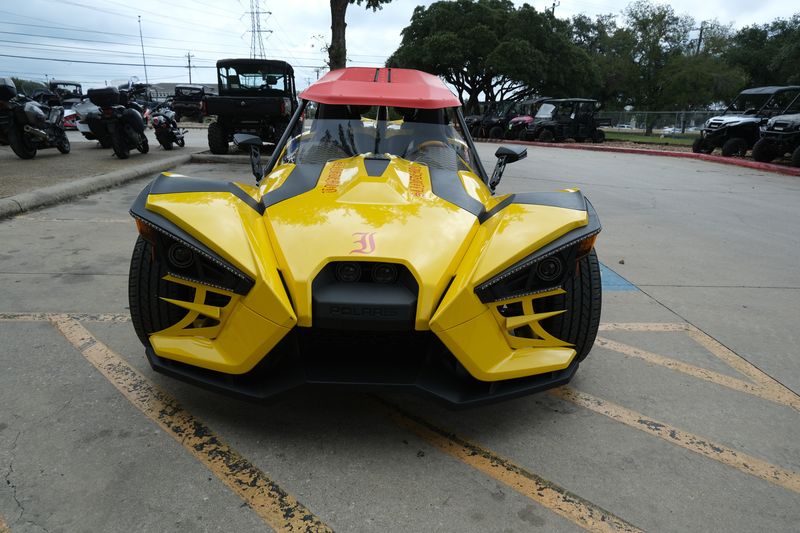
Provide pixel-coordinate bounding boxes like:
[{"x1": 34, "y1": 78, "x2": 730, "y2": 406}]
[
  {"x1": 752, "y1": 91, "x2": 800, "y2": 166},
  {"x1": 693, "y1": 86, "x2": 800, "y2": 157},
  {"x1": 172, "y1": 84, "x2": 206, "y2": 122},
  {"x1": 470, "y1": 101, "x2": 526, "y2": 139},
  {"x1": 521, "y1": 98, "x2": 608, "y2": 143},
  {"x1": 205, "y1": 58, "x2": 297, "y2": 154}
]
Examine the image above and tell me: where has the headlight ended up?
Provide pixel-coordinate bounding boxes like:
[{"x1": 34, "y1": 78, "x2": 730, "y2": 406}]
[
  {"x1": 133, "y1": 216, "x2": 254, "y2": 295},
  {"x1": 475, "y1": 202, "x2": 601, "y2": 303}
]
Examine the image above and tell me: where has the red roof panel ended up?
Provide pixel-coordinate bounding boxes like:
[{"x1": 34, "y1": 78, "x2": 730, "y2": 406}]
[{"x1": 299, "y1": 67, "x2": 461, "y2": 109}]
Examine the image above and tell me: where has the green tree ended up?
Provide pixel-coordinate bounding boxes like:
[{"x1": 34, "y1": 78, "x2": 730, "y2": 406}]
[
  {"x1": 10, "y1": 78, "x2": 45, "y2": 96},
  {"x1": 329, "y1": 0, "x2": 392, "y2": 70},
  {"x1": 725, "y1": 15, "x2": 800, "y2": 85},
  {"x1": 388, "y1": 0, "x2": 595, "y2": 112}
]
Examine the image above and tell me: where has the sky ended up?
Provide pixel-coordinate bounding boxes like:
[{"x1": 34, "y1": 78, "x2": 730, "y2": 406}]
[{"x1": 0, "y1": 0, "x2": 796, "y2": 92}]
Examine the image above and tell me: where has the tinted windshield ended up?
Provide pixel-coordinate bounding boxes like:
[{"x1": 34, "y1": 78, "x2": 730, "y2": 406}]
[
  {"x1": 176, "y1": 87, "x2": 202, "y2": 96},
  {"x1": 218, "y1": 65, "x2": 288, "y2": 94},
  {"x1": 53, "y1": 83, "x2": 81, "y2": 95},
  {"x1": 283, "y1": 105, "x2": 474, "y2": 173}
]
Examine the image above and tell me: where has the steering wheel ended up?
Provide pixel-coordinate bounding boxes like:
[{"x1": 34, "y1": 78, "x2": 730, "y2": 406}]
[{"x1": 405, "y1": 139, "x2": 449, "y2": 159}]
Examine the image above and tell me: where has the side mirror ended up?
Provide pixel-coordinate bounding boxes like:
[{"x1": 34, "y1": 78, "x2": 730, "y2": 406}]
[
  {"x1": 233, "y1": 133, "x2": 265, "y2": 182},
  {"x1": 489, "y1": 145, "x2": 527, "y2": 192}
]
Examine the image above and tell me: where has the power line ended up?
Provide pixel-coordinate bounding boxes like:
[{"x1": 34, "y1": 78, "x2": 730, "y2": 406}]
[{"x1": 0, "y1": 52, "x2": 325, "y2": 69}]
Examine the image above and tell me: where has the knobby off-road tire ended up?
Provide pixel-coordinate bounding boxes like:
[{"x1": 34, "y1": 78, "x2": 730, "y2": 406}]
[
  {"x1": 538, "y1": 129, "x2": 555, "y2": 142},
  {"x1": 489, "y1": 126, "x2": 504, "y2": 139},
  {"x1": 692, "y1": 137, "x2": 714, "y2": 154},
  {"x1": 542, "y1": 248, "x2": 602, "y2": 361},
  {"x1": 721, "y1": 137, "x2": 747, "y2": 157},
  {"x1": 592, "y1": 129, "x2": 605, "y2": 143},
  {"x1": 112, "y1": 128, "x2": 130, "y2": 159},
  {"x1": 8, "y1": 125, "x2": 36, "y2": 159},
  {"x1": 751, "y1": 139, "x2": 777, "y2": 163},
  {"x1": 128, "y1": 236, "x2": 192, "y2": 347},
  {"x1": 208, "y1": 122, "x2": 229, "y2": 154}
]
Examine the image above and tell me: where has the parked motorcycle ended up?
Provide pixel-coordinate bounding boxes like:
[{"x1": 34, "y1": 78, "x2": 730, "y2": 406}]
[
  {"x1": 0, "y1": 77, "x2": 70, "y2": 159},
  {"x1": 87, "y1": 85, "x2": 148, "y2": 159},
  {"x1": 150, "y1": 100, "x2": 186, "y2": 150}
]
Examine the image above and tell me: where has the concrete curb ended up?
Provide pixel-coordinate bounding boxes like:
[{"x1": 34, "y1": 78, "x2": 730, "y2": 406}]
[
  {"x1": 191, "y1": 153, "x2": 250, "y2": 164},
  {"x1": 476, "y1": 138, "x2": 800, "y2": 177},
  {"x1": 0, "y1": 153, "x2": 192, "y2": 219}
]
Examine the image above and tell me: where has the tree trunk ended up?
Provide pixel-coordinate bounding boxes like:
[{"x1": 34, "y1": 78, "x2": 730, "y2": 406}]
[{"x1": 329, "y1": 0, "x2": 349, "y2": 70}]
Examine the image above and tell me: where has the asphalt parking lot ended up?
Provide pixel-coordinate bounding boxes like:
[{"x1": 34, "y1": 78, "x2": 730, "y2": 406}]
[{"x1": 1, "y1": 145, "x2": 798, "y2": 532}]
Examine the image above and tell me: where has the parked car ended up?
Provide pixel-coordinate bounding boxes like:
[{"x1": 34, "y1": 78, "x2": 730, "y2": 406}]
[
  {"x1": 693, "y1": 86, "x2": 800, "y2": 156},
  {"x1": 522, "y1": 98, "x2": 609, "y2": 143},
  {"x1": 127, "y1": 67, "x2": 602, "y2": 406},
  {"x1": 205, "y1": 58, "x2": 297, "y2": 154}
]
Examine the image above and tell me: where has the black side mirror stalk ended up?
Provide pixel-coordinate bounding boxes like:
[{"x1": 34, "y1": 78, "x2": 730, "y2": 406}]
[
  {"x1": 489, "y1": 145, "x2": 527, "y2": 192},
  {"x1": 233, "y1": 133, "x2": 266, "y2": 183}
]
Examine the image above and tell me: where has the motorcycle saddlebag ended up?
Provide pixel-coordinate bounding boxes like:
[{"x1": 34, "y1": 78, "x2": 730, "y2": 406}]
[
  {"x1": 0, "y1": 77, "x2": 18, "y2": 101},
  {"x1": 88, "y1": 86, "x2": 121, "y2": 108}
]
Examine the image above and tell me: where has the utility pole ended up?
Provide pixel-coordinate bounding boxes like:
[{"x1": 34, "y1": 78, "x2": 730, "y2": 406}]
[
  {"x1": 186, "y1": 52, "x2": 195, "y2": 83},
  {"x1": 550, "y1": 0, "x2": 560, "y2": 16},
  {"x1": 137, "y1": 15, "x2": 149, "y2": 86},
  {"x1": 696, "y1": 21, "x2": 706, "y2": 55}
]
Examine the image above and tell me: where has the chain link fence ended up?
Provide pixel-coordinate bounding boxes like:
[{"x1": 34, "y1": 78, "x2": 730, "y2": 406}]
[{"x1": 597, "y1": 110, "x2": 722, "y2": 134}]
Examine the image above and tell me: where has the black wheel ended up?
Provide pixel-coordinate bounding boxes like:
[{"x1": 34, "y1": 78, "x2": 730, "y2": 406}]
[
  {"x1": 470, "y1": 125, "x2": 482, "y2": 139},
  {"x1": 751, "y1": 139, "x2": 777, "y2": 163},
  {"x1": 538, "y1": 129, "x2": 555, "y2": 142},
  {"x1": 128, "y1": 236, "x2": 194, "y2": 347},
  {"x1": 137, "y1": 134, "x2": 149, "y2": 154},
  {"x1": 692, "y1": 137, "x2": 714, "y2": 154},
  {"x1": 196, "y1": 113, "x2": 204, "y2": 123},
  {"x1": 160, "y1": 138, "x2": 173, "y2": 150},
  {"x1": 541, "y1": 248, "x2": 602, "y2": 361},
  {"x1": 592, "y1": 129, "x2": 605, "y2": 143},
  {"x1": 112, "y1": 129, "x2": 130, "y2": 159},
  {"x1": 176, "y1": 138, "x2": 185, "y2": 148},
  {"x1": 208, "y1": 122, "x2": 229, "y2": 154},
  {"x1": 56, "y1": 132, "x2": 71, "y2": 154},
  {"x1": 721, "y1": 137, "x2": 748, "y2": 157},
  {"x1": 99, "y1": 136, "x2": 113, "y2": 149},
  {"x1": 488, "y1": 126, "x2": 504, "y2": 139},
  {"x1": 8, "y1": 125, "x2": 36, "y2": 159},
  {"x1": 792, "y1": 146, "x2": 800, "y2": 168}
]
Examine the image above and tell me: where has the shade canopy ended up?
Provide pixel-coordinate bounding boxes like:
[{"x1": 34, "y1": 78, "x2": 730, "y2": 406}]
[{"x1": 300, "y1": 67, "x2": 461, "y2": 109}]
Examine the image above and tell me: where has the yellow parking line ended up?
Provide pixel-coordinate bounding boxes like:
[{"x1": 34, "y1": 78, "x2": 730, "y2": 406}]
[
  {"x1": 0, "y1": 312, "x2": 130, "y2": 322},
  {"x1": 49, "y1": 315, "x2": 332, "y2": 533},
  {"x1": 552, "y1": 387, "x2": 800, "y2": 494},
  {"x1": 0, "y1": 512, "x2": 10, "y2": 533},
  {"x1": 380, "y1": 400, "x2": 644, "y2": 533},
  {"x1": 599, "y1": 323, "x2": 690, "y2": 332},
  {"x1": 595, "y1": 336, "x2": 800, "y2": 412}
]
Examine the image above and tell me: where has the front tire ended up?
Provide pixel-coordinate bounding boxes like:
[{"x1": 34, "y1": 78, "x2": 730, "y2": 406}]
[
  {"x1": 8, "y1": 125, "x2": 36, "y2": 159},
  {"x1": 137, "y1": 135, "x2": 149, "y2": 154},
  {"x1": 592, "y1": 129, "x2": 605, "y2": 143},
  {"x1": 538, "y1": 129, "x2": 555, "y2": 142},
  {"x1": 792, "y1": 146, "x2": 800, "y2": 168},
  {"x1": 129, "y1": 236, "x2": 193, "y2": 347},
  {"x1": 692, "y1": 137, "x2": 714, "y2": 154},
  {"x1": 542, "y1": 248, "x2": 602, "y2": 361},
  {"x1": 752, "y1": 139, "x2": 777, "y2": 163},
  {"x1": 721, "y1": 137, "x2": 748, "y2": 157},
  {"x1": 488, "y1": 126, "x2": 504, "y2": 139},
  {"x1": 208, "y1": 122, "x2": 229, "y2": 154},
  {"x1": 56, "y1": 132, "x2": 71, "y2": 154}
]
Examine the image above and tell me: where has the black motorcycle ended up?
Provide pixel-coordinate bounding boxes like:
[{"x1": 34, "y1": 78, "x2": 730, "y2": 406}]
[
  {"x1": 0, "y1": 77, "x2": 70, "y2": 159},
  {"x1": 86, "y1": 86, "x2": 148, "y2": 159},
  {"x1": 150, "y1": 100, "x2": 186, "y2": 150}
]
